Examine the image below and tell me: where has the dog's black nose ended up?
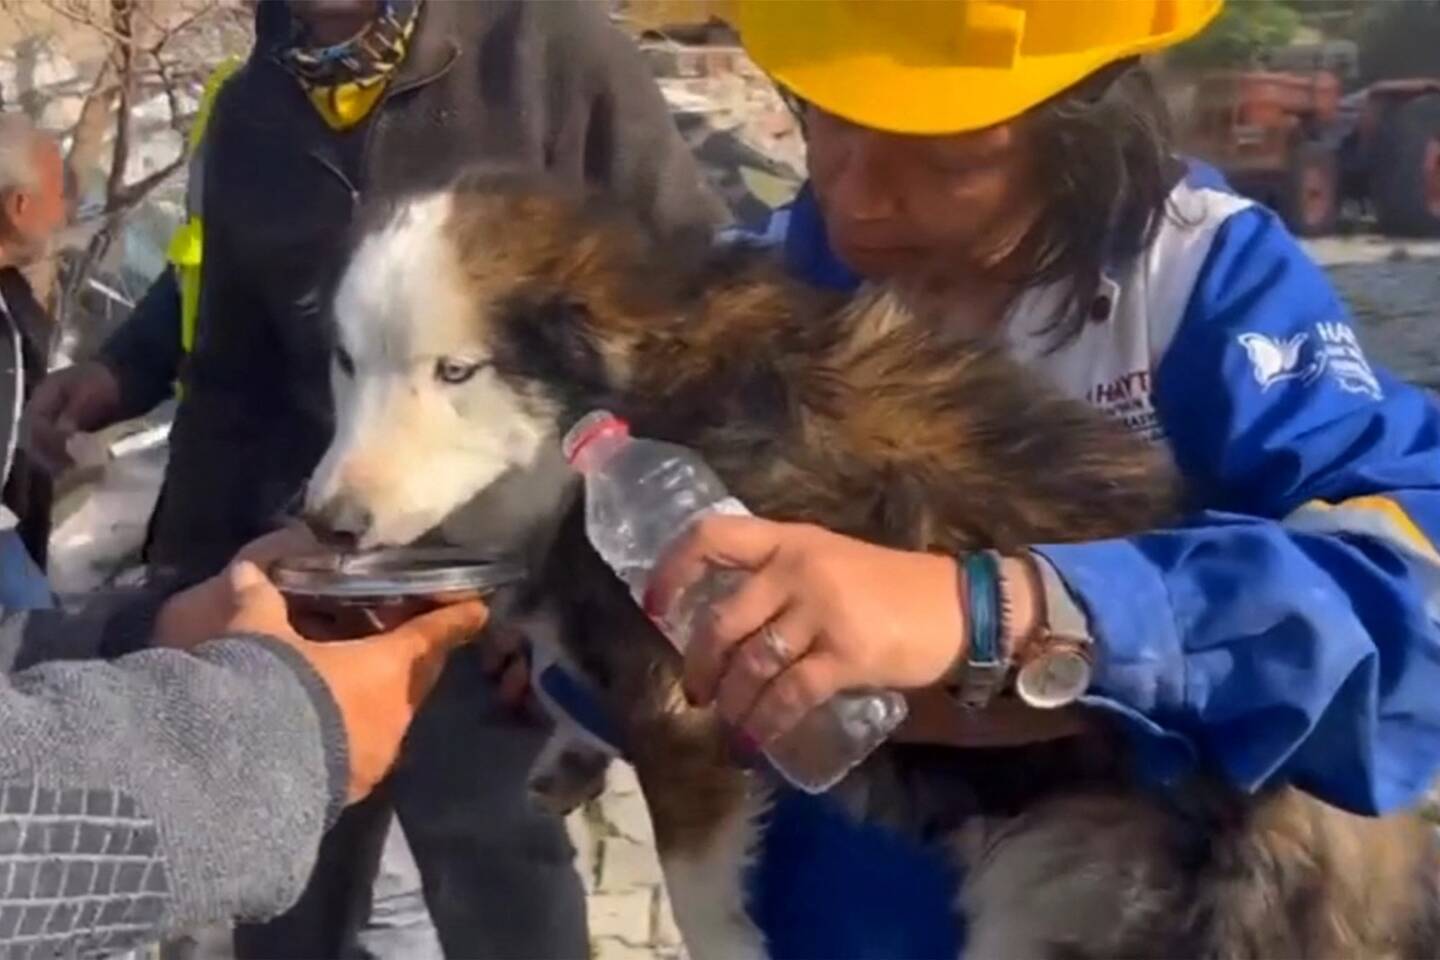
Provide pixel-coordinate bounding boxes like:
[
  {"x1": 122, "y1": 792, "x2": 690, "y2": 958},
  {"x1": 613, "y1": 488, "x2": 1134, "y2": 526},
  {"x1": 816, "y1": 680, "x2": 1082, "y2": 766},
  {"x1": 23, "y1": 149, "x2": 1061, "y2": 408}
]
[
  {"x1": 304, "y1": 497, "x2": 372, "y2": 550},
  {"x1": 311, "y1": 524, "x2": 359, "y2": 551}
]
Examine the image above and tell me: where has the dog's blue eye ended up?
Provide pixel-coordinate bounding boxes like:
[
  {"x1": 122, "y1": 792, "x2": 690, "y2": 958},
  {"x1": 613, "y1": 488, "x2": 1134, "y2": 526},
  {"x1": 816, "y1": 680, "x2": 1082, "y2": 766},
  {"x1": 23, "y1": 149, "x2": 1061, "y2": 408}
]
[
  {"x1": 335, "y1": 346, "x2": 355, "y2": 377},
  {"x1": 435, "y1": 358, "x2": 483, "y2": 385}
]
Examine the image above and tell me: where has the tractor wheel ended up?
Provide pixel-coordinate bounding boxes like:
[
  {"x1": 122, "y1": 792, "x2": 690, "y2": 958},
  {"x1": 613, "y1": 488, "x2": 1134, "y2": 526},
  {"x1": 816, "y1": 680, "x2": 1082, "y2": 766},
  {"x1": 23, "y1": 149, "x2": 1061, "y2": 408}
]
[
  {"x1": 1372, "y1": 94, "x2": 1440, "y2": 237},
  {"x1": 1279, "y1": 141, "x2": 1340, "y2": 237}
]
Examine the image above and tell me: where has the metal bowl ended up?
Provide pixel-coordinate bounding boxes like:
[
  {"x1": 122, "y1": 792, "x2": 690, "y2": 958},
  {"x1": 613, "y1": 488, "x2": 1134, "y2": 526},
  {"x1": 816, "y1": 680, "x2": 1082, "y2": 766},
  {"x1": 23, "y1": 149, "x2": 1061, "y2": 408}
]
[{"x1": 271, "y1": 547, "x2": 526, "y2": 606}]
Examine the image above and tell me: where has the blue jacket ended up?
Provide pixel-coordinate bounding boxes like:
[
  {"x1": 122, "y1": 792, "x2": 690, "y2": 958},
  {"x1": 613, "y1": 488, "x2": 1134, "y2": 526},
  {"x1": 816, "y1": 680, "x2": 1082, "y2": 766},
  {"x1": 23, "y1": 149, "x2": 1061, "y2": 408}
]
[{"x1": 740, "y1": 170, "x2": 1440, "y2": 958}]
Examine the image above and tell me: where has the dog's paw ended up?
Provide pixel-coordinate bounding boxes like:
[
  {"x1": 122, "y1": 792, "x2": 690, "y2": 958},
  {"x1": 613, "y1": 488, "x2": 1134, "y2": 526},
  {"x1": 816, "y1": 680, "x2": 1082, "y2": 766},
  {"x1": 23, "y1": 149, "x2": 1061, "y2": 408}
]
[{"x1": 527, "y1": 734, "x2": 611, "y2": 816}]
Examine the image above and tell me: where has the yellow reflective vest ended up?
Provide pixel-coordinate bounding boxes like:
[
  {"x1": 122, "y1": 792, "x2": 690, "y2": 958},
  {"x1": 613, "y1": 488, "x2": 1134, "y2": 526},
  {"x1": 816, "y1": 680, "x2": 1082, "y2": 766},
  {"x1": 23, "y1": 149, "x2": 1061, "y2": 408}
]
[{"x1": 166, "y1": 57, "x2": 241, "y2": 392}]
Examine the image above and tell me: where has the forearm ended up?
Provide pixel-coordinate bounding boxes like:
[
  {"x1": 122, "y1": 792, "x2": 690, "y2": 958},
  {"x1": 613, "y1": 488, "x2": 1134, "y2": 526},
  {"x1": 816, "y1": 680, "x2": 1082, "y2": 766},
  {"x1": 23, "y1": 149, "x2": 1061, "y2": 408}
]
[
  {"x1": 0, "y1": 634, "x2": 345, "y2": 953},
  {"x1": 96, "y1": 269, "x2": 182, "y2": 420}
]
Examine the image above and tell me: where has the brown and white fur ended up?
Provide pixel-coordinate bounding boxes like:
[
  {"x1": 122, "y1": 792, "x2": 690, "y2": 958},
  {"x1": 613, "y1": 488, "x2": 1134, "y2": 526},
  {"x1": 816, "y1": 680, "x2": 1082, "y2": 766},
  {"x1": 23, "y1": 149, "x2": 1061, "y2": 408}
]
[{"x1": 305, "y1": 168, "x2": 1440, "y2": 959}]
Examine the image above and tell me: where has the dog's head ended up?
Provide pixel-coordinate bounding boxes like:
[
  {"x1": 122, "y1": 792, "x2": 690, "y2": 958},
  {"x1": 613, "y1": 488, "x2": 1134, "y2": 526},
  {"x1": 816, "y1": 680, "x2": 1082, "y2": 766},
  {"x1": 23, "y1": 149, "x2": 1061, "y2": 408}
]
[{"x1": 304, "y1": 170, "x2": 679, "y2": 551}]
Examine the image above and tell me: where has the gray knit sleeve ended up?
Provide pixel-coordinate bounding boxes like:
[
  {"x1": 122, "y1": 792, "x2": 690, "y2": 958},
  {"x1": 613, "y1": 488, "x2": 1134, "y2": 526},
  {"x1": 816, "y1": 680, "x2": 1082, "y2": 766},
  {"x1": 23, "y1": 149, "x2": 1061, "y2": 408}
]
[{"x1": 0, "y1": 617, "x2": 346, "y2": 957}]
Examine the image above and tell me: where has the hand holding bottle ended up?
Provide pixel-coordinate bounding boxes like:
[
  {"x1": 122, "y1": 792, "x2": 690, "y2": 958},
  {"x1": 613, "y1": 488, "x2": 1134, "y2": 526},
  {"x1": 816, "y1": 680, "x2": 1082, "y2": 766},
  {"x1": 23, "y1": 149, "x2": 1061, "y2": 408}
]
[
  {"x1": 563, "y1": 411, "x2": 910, "y2": 792},
  {"x1": 645, "y1": 514, "x2": 965, "y2": 744}
]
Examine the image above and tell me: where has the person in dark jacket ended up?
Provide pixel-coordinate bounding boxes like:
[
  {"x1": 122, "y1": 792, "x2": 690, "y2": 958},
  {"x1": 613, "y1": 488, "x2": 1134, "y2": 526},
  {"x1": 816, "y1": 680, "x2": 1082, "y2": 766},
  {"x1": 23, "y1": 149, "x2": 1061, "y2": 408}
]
[
  {"x1": 161, "y1": 0, "x2": 719, "y2": 582},
  {"x1": 22, "y1": 2, "x2": 725, "y2": 957},
  {"x1": 27, "y1": 0, "x2": 723, "y2": 569}
]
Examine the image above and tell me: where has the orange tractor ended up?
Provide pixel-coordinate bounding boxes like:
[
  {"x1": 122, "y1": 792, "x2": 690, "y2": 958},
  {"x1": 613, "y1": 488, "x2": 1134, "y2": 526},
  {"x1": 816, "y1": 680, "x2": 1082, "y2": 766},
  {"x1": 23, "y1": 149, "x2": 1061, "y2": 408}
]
[{"x1": 1180, "y1": 49, "x2": 1440, "y2": 237}]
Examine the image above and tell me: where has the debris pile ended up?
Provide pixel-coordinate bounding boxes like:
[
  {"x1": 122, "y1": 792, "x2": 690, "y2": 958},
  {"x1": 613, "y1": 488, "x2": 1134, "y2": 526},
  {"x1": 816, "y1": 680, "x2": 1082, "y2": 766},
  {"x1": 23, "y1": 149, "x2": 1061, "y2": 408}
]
[{"x1": 643, "y1": 39, "x2": 805, "y2": 225}]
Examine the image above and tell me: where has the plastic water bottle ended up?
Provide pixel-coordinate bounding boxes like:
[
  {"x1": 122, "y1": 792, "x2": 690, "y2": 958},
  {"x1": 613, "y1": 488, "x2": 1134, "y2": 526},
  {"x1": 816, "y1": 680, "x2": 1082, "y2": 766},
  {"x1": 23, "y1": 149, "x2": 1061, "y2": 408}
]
[{"x1": 561, "y1": 409, "x2": 909, "y2": 793}]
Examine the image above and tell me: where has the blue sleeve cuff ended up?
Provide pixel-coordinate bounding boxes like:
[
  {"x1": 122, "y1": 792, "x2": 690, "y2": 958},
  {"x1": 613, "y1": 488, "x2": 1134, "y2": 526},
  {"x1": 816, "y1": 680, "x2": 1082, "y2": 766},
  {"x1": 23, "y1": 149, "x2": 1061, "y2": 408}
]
[
  {"x1": 1031, "y1": 538, "x2": 1199, "y2": 784},
  {"x1": 1031, "y1": 538, "x2": 1187, "y2": 711}
]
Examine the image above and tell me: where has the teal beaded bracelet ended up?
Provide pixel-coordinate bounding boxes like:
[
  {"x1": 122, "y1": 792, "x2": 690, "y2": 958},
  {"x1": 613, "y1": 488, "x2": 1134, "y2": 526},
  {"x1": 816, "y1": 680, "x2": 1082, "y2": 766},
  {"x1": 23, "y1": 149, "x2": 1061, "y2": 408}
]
[{"x1": 950, "y1": 551, "x2": 1009, "y2": 709}]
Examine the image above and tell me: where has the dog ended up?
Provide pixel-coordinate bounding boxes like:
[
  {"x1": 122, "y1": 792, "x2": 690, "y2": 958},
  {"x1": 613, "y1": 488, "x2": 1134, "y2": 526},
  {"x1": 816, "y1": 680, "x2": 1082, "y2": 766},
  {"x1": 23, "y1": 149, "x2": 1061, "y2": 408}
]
[{"x1": 304, "y1": 168, "x2": 1440, "y2": 959}]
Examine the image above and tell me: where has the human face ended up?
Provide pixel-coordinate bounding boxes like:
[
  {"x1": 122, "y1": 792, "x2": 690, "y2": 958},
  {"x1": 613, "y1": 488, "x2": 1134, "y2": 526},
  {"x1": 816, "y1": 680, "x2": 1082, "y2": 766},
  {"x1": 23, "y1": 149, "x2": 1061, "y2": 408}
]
[
  {"x1": 0, "y1": 140, "x2": 66, "y2": 267},
  {"x1": 288, "y1": 0, "x2": 379, "y2": 45},
  {"x1": 805, "y1": 105, "x2": 1042, "y2": 292}
]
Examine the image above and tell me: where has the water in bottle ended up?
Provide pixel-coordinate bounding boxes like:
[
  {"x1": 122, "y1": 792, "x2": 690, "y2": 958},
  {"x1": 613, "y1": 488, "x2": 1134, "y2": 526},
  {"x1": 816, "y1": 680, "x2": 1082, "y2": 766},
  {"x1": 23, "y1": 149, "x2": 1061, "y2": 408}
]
[{"x1": 561, "y1": 409, "x2": 908, "y2": 793}]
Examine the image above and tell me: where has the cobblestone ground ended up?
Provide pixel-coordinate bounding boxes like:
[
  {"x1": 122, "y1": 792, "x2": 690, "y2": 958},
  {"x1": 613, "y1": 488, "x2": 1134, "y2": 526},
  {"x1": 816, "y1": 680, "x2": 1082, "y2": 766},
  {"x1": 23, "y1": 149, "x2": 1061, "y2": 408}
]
[{"x1": 567, "y1": 764, "x2": 686, "y2": 960}]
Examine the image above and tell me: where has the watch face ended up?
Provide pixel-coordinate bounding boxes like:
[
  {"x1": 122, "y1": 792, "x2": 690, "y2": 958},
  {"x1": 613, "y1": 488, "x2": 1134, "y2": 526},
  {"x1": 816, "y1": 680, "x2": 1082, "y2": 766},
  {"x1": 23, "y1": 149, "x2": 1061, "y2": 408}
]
[{"x1": 1016, "y1": 649, "x2": 1092, "y2": 709}]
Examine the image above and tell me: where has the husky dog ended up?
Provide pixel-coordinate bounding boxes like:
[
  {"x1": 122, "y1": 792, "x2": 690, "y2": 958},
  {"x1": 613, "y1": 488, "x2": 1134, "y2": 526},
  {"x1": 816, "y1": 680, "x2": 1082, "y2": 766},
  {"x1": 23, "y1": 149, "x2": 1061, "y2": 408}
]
[{"x1": 305, "y1": 169, "x2": 1440, "y2": 960}]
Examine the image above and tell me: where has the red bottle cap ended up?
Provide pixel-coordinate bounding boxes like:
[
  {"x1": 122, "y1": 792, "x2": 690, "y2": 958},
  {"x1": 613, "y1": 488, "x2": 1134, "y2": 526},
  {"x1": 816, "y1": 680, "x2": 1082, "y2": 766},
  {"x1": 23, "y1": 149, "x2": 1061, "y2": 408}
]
[{"x1": 562, "y1": 410, "x2": 631, "y2": 471}]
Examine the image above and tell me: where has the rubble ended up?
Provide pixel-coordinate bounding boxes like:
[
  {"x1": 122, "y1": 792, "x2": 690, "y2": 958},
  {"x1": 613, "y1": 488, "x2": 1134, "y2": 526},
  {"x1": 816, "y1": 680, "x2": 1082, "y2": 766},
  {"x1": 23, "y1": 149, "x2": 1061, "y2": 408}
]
[
  {"x1": 644, "y1": 40, "x2": 804, "y2": 224},
  {"x1": 1310, "y1": 238, "x2": 1440, "y2": 391}
]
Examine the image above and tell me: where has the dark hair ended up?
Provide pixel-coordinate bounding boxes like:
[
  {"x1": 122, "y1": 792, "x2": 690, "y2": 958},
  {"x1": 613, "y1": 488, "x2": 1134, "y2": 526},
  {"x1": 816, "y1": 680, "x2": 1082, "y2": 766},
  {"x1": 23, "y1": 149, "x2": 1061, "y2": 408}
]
[
  {"x1": 1016, "y1": 59, "x2": 1182, "y2": 347},
  {"x1": 780, "y1": 59, "x2": 1181, "y2": 348}
]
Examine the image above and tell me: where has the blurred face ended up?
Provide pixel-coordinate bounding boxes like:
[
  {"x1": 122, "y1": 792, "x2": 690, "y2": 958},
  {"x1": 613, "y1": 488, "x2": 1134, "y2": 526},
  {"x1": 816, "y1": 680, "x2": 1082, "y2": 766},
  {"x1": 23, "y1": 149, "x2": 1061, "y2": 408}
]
[
  {"x1": 288, "y1": 0, "x2": 380, "y2": 43},
  {"x1": 805, "y1": 106, "x2": 1042, "y2": 292},
  {"x1": 0, "y1": 140, "x2": 66, "y2": 267}
]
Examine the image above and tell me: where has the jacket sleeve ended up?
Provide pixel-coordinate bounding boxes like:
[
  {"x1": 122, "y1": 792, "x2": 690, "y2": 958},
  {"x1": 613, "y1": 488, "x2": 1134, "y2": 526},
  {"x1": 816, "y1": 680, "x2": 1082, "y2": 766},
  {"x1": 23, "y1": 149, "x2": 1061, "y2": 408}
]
[
  {"x1": 96, "y1": 268, "x2": 182, "y2": 422},
  {"x1": 0, "y1": 609, "x2": 345, "y2": 954},
  {"x1": 1032, "y1": 206, "x2": 1440, "y2": 816},
  {"x1": 550, "y1": 1, "x2": 729, "y2": 241}
]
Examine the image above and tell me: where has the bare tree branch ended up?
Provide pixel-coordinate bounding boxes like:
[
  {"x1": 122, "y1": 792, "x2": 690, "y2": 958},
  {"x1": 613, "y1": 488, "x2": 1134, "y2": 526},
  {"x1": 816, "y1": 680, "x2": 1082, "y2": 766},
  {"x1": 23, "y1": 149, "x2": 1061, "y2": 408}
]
[
  {"x1": 27, "y1": 0, "x2": 140, "y2": 50},
  {"x1": 66, "y1": 57, "x2": 117, "y2": 181},
  {"x1": 149, "y1": 3, "x2": 214, "y2": 50},
  {"x1": 102, "y1": 0, "x2": 136, "y2": 204},
  {"x1": 9, "y1": 0, "x2": 252, "y2": 355},
  {"x1": 153, "y1": 56, "x2": 184, "y2": 135},
  {"x1": 106, "y1": 153, "x2": 185, "y2": 211}
]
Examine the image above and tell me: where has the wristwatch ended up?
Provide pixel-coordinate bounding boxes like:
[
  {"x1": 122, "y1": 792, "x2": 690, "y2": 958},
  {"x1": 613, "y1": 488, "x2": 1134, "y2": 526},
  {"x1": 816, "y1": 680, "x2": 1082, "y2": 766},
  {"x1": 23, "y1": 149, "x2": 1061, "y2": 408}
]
[{"x1": 1012, "y1": 555, "x2": 1095, "y2": 709}]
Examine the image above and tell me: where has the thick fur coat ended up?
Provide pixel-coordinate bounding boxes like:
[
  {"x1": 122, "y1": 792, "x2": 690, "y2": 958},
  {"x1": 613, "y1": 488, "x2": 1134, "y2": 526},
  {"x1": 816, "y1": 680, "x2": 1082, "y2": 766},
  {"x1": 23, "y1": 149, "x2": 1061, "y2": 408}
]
[{"x1": 305, "y1": 169, "x2": 1440, "y2": 960}]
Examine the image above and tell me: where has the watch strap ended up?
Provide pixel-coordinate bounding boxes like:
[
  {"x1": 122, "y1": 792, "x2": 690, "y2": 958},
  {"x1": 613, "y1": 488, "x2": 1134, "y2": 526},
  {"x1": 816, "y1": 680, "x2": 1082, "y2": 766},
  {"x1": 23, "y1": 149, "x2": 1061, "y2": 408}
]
[
  {"x1": 1012, "y1": 554, "x2": 1096, "y2": 708},
  {"x1": 1031, "y1": 554, "x2": 1092, "y2": 648}
]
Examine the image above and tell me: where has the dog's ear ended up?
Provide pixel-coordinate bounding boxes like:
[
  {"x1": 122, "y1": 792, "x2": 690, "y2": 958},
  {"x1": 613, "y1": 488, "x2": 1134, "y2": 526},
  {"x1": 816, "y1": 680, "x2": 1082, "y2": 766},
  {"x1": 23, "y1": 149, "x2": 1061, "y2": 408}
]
[{"x1": 493, "y1": 288, "x2": 612, "y2": 397}]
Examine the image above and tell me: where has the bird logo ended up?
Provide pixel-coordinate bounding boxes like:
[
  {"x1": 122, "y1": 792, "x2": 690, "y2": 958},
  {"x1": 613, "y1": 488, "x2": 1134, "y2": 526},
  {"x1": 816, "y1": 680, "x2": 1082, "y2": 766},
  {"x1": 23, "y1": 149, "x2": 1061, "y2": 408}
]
[{"x1": 1238, "y1": 332, "x2": 1323, "y2": 390}]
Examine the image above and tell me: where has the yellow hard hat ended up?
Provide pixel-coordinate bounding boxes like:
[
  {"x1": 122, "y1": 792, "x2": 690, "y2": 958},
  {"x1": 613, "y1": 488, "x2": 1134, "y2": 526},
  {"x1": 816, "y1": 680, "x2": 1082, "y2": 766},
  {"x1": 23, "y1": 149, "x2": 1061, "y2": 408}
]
[{"x1": 734, "y1": 0, "x2": 1222, "y2": 135}]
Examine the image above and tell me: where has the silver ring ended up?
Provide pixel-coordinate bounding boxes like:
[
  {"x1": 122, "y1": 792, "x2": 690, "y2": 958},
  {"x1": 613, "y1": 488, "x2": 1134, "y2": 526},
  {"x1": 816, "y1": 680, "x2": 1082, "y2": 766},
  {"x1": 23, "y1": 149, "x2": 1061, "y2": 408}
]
[{"x1": 760, "y1": 623, "x2": 791, "y2": 665}]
